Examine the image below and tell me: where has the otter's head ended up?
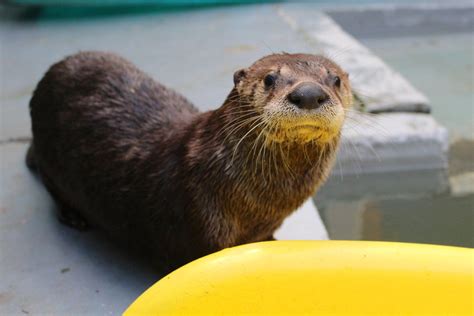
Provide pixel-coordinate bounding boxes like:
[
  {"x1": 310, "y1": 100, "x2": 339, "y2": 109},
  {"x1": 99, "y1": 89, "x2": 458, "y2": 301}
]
[{"x1": 231, "y1": 53, "x2": 352, "y2": 144}]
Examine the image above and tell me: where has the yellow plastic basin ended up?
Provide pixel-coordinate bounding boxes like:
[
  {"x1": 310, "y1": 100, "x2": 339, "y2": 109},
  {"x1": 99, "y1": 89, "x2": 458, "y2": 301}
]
[{"x1": 124, "y1": 241, "x2": 473, "y2": 315}]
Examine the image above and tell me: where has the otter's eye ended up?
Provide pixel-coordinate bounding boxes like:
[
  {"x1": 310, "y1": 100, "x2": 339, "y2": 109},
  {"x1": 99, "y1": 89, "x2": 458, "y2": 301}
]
[
  {"x1": 264, "y1": 74, "x2": 276, "y2": 88},
  {"x1": 333, "y1": 76, "x2": 341, "y2": 88}
]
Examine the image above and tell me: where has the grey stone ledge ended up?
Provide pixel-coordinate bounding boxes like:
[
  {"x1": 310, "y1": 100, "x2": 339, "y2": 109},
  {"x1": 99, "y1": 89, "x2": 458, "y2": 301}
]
[{"x1": 336, "y1": 112, "x2": 449, "y2": 175}]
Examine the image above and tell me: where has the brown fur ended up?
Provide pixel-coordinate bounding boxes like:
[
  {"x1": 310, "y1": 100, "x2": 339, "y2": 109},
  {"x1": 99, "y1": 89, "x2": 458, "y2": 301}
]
[{"x1": 28, "y1": 51, "x2": 352, "y2": 272}]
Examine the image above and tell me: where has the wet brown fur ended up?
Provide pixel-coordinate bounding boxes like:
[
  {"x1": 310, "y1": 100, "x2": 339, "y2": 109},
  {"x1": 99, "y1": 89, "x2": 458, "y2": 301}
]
[{"x1": 27, "y1": 51, "x2": 351, "y2": 272}]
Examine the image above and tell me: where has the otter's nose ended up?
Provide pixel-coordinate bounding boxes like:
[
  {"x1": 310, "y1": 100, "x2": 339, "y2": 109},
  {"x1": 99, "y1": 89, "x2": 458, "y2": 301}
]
[{"x1": 288, "y1": 83, "x2": 329, "y2": 110}]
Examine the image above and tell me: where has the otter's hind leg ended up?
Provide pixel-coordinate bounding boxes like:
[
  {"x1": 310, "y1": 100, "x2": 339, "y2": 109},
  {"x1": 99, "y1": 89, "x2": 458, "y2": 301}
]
[
  {"x1": 43, "y1": 177, "x2": 90, "y2": 231},
  {"x1": 28, "y1": 146, "x2": 90, "y2": 231},
  {"x1": 44, "y1": 176, "x2": 90, "y2": 231},
  {"x1": 48, "y1": 183, "x2": 90, "y2": 231},
  {"x1": 56, "y1": 203, "x2": 90, "y2": 231}
]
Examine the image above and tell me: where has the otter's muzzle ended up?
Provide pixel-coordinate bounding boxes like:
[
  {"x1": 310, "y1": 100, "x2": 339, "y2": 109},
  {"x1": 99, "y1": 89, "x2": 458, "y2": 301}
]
[{"x1": 288, "y1": 83, "x2": 329, "y2": 110}]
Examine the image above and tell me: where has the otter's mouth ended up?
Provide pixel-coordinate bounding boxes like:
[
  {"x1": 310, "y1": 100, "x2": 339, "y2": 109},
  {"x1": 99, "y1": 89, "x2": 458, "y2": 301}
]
[
  {"x1": 288, "y1": 124, "x2": 321, "y2": 131},
  {"x1": 263, "y1": 123, "x2": 332, "y2": 144},
  {"x1": 286, "y1": 124, "x2": 328, "y2": 139}
]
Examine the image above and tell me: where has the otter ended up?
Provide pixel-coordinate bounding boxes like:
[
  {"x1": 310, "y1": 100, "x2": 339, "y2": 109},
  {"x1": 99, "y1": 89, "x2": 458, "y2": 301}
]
[{"x1": 27, "y1": 52, "x2": 352, "y2": 272}]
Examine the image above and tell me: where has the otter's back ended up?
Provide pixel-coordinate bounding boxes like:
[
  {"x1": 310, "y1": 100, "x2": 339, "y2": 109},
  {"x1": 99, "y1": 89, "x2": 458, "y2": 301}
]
[{"x1": 29, "y1": 51, "x2": 198, "y2": 228}]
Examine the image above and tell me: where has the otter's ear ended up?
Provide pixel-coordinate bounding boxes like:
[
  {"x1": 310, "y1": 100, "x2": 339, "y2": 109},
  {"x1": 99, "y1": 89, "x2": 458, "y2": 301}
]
[{"x1": 233, "y1": 68, "x2": 247, "y2": 85}]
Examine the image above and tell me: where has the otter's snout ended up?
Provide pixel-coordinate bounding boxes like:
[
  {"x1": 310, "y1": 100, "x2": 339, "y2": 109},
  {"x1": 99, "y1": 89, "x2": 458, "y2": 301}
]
[{"x1": 288, "y1": 83, "x2": 329, "y2": 110}]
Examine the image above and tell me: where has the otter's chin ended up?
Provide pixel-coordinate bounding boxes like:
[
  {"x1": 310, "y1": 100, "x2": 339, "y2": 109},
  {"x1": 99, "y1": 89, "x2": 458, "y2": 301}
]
[{"x1": 265, "y1": 121, "x2": 342, "y2": 144}]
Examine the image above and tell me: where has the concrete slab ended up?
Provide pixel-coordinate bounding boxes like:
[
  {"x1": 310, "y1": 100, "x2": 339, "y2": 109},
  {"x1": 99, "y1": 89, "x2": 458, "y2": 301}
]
[{"x1": 338, "y1": 112, "x2": 448, "y2": 175}]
